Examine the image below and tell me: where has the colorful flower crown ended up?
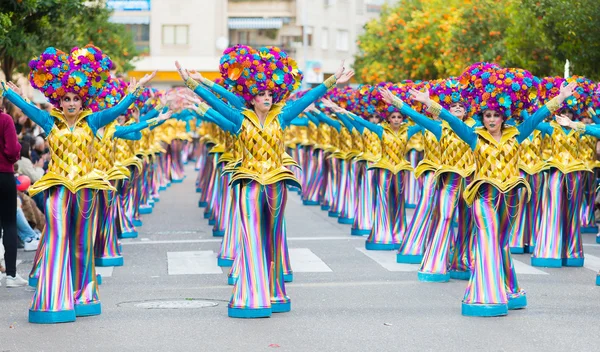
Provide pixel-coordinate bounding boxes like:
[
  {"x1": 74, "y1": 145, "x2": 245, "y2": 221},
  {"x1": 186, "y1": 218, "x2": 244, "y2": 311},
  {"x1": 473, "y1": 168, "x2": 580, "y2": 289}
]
[
  {"x1": 29, "y1": 45, "x2": 113, "y2": 107},
  {"x1": 540, "y1": 76, "x2": 594, "y2": 117},
  {"x1": 430, "y1": 78, "x2": 465, "y2": 111},
  {"x1": 219, "y1": 45, "x2": 302, "y2": 105},
  {"x1": 459, "y1": 63, "x2": 538, "y2": 119},
  {"x1": 88, "y1": 76, "x2": 125, "y2": 113}
]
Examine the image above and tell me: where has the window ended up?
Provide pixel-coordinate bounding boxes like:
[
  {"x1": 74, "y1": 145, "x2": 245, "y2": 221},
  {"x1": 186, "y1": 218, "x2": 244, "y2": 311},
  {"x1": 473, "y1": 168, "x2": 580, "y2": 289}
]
[
  {"x1": 336, "y1": 30, "x2": 349, "y2": 51},
  {"x1": 162, "y1": 25, "x2": 189, "y2": 45},
  {"x1": 305, "y1": 26, "x2": 313, "y2": 47},
  {"x1": 125, "y1": 24, "x2": 150, "y2": 52},
  {"x1": 324, "y1": 0, "x2": 337, "y2": 6},
  {"x1": 321, "y1": 28, "x2": 328, "y2": 49}
]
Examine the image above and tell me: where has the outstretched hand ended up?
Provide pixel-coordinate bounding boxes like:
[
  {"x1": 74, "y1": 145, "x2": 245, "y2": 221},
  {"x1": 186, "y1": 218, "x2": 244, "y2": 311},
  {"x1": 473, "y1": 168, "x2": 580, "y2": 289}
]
[
  {"x1": 378, "y1": 88, "x2": 396, "y2": 105},
  {"x1": 188, "y1": 70, "x2": 203, "y2": 82},
  {"x1": 409, "y1": 87, "x2": 432, "y2": 107},
  {"x1": 175, "y1": 61, "x2": 190, "y2": 81},
  {"x1": 558, "y1": 81, "x2": 577, "y2": 103},
  {"x1": 555, "y1": 114, "x2": 574, "y2": 128},
  {"x1": 139, "y1": 70, "x2": 157, "y2": 87},
  {"x1": 7, "y1": 82, "x2": 22, "y2": 96},
  {"x1": 158, "y1": 111, "x2": 172, "y2": 121}
]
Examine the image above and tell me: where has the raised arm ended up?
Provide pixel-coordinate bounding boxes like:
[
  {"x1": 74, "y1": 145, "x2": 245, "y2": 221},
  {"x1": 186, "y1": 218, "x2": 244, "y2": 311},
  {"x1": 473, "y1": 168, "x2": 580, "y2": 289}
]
[
  {"x1": 334, "y1": 112, "x2": 356, "y2": 132},
  {"x1": 430, "y1": 102, "x2": 477, "y2": 150},
  {"x1": 407, "y1": 125, "x2": 424, "y2": 140},
  {"x1": 516, "y1": 82, "x2": 577, "y2": 143},
  {"x1": 289, "y1": 116, "x2": 309, "y2": 127},
  {"x1": 344, "y1": 112, "x2": 383, "y2": 140},
  {"x1": 192, "y1": 102, "x2": 239, "y2": 135},
  {"x1": 311, "y1": 110, "x2": 341, "y2": 133},
  {"x1": 196, "y1": 75, "x2": 245, "y2": 110},
  {"x1": 1, "y1": 85, "x2": 53, "y2": 133},
  {"x1": 280, "y1": 63, "x2": 355, "y2": 124}
]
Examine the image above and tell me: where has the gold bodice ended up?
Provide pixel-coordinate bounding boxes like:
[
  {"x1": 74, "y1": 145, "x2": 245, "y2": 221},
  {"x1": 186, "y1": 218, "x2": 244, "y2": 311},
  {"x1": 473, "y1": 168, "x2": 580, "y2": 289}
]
[
  {"x1": 348, "y1": 127, "x2": 364, "y2": 159},
  {"x1": 314, "y1": 123, "x2": 331, "y2": 151},
  {"x1": 306, "y1": 121, "x2": 318, "y2": 146},
  {"x1": 93, "y1": 122, "x2": 130, "y2": 181},
  {"x1": 415, "y1": 129, "x2": 441, "y2": 178},
  {"x1": 369, "y1": 122, "x2": 413, "y2": 174},
  {"x1": 435, "y1": 119, "x2": 476, "y2": 178},
  {"x1": 29, "y1": 110, "x2": 113, "y2": 196},
  {"x1": 545, "y1": 121, "x2": 590, "y2": 173},
  {"x1": 406, "y1": 130, "x2": 424, "y2": 151},
  {"x1": 231, "y1": 104, "x2": 299, "y2": 187},
  {"x1": 580, "y1": 133, "x2": 600, "y2": 169},
  {"x1": 358, "y1": 129, "x2": 382, "y2": 163},
  {"x1": 115, "y1": 120, "x2": 143, "y2": 171},
  {"x1": 297, "y1": 125, "x2": 309, "y2": 146},
  {"x1": 463, "y1": 127, "x2": 530, "y2": 205},
  {"x1": 332, "y1": 126, "x2": 353, "y2": 159},
  {"x1": 518, "y1": 130, "x2": 546, "y2": 174}
]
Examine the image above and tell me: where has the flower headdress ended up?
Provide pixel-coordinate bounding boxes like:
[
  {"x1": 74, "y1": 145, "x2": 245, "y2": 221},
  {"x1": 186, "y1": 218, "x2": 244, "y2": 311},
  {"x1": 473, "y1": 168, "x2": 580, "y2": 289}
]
[
  {"x1": 540, "y1": 76, "x2": 594, "y2": 117},
  {"x1": 459, "y1": 62, "x2": 538, "y2": 119},
  {"x1": 430, "y1": 78, "x2": 465, "y2": 111},
  {"x1": 219, "y1": 44, "x2": 301, "y2": 105},
  {"x1": 29, "y1": 45, "x2": 113, "y2": 108},
  {"x1": 88, "y1": 76, "x2": 125, "y2": 113}
]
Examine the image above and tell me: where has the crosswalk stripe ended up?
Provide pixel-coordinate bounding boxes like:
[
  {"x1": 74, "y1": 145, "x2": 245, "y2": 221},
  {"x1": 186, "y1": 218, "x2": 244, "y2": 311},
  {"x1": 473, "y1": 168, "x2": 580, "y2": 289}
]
[
  {"x1": 511, "y1": 258, "x2": 548, "y2": 275},
  {"x1": 96, "y1": 266, "x2": 114, "y2": 277},
  {"x1": 356, "y1": 248, "x2": 419, "y2": 272},
  {"x1": 584, "y1": 254, "x2": 600, "y2": 272},
  {"x1": 289, "y1": 248, "x2": 332, "y2": 272},
  {"x1": 167, "y1": 251, "x2": 223, "y2": 275}
]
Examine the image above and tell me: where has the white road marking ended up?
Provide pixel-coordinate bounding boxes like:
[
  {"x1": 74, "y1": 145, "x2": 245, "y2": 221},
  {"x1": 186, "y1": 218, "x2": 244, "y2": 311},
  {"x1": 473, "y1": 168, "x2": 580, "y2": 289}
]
[
  {"x1": 511, "y1": 258, "x2": 548, "y2": 275},
  {"x1": 167, "y1": 251, "x2": 222, "y2": 275},
  {"x1": 583, "y1": 254, "x2": 600, "y2": 272},
  {"x1": 96, "y1": 266, "x2": 114, "y2": 277},
  {"x1": 356, "y1": 248, "x2": 419, "y2": 272},
  {"x1": 289, "y1": 248, "x2": 332, "y2": 272},
  {"x1": 123, "y1": 236, "x2": 363, "y2": 245}
]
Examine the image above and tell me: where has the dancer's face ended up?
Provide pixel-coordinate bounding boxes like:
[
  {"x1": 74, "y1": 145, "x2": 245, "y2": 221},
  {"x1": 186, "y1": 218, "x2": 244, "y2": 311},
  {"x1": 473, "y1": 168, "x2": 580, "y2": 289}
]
[
  {"x1": 482, "y1": 109, "x2": 503, "y2": 134},
  {"x1": 60, "y1": 92, "x2": 83, "y2": 120},
  {"x1": 368, "y1": 114, "x2": 381, "y2": 124},
  {"x1": 387, "y1": 112, "x2": 404, "y2": 128},
  {"x1": 558, "y1": 108, "x2": 575, "y2": 121},
  {"x1": 449, "y1": 102, "x2": 466, "y2": 119},
  {"x1": 252, "y1": 90, "x2": 273, "y2": 115}
]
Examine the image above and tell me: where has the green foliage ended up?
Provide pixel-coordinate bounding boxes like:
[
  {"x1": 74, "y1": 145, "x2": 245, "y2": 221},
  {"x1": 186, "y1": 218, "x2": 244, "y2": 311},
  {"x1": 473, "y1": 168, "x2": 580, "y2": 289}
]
[
  {"x1": 0, "y1": 0, "x2": 138, "y2": 82},
  {"x1": 354, "y1": 0, "x2": 600, "y2": 83}
]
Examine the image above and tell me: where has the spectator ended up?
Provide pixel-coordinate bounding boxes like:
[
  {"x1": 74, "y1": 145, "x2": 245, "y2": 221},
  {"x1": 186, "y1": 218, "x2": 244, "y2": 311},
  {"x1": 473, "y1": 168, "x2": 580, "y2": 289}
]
[
  {"x1": 0, "y1": 96, "x2": 28, "y2": 287},
  {"x1": 16, "y1": 196, "x2": 40, "y2": 251},
  {"x1": 30, "y1": 136, "x2": 46, "y2": 164},
  {"x1": 18, "y1": 190, "x2": 45, "y2": 232},
  {"x1": 16, "y1": 140, "x2": 45, "y2": 183}
]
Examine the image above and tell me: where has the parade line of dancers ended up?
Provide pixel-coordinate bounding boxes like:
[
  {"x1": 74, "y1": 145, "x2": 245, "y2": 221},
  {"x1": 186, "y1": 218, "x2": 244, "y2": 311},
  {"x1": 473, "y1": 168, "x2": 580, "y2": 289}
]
[{"x1": 2, "y1": 43, "x2": 600, "y2": 323}]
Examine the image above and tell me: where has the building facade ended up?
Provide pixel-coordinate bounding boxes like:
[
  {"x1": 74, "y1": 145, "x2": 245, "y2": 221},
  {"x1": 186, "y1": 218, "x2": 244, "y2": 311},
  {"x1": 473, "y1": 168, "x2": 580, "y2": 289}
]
[{"x1": 109, "y1": 0, "x2": 386, "y2": 89}]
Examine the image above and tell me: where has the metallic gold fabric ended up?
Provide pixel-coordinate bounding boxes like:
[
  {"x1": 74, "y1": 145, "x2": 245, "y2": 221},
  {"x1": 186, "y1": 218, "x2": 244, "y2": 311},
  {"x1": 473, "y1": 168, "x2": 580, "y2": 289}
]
[
  {"x1": 544, "y1": 121, "x2": 590, "y2": 173},
  {"x1": 369, "y1": 122, "x2": 413, "y2": 174},
  {"x1": 434, "y1": 119, "x2": 476, "y2": 178},
  {"x1": 518, "y1": 130, "x2": 547, "y2": 174},
  {"x1": 415, "y1": 129, "x2": 441, "y2": 178}
]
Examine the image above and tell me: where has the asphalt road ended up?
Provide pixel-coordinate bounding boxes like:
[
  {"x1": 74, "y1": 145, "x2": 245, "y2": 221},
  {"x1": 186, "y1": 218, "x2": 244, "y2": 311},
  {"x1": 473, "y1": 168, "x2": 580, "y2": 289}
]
[{"x1": 2, "y1": 164, "x2": 600, "y2": 352}]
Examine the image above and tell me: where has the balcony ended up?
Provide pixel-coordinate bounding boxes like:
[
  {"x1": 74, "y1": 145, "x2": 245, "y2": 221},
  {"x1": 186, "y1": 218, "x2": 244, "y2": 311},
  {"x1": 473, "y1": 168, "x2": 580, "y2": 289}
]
[{"x1": 228, "y1": 0, "x2": 296, "y2": 18}]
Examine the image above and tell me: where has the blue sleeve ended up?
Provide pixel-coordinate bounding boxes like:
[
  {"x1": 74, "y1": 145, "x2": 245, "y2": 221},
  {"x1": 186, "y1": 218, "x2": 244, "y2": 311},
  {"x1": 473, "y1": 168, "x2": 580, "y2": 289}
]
[
  {"x1": 117, "y1": 131, "x2": 142, "y2": 140},
  {"x1": 280, "y1": 83, "x2": 330, "y2": 125},
  {"x1": 206, "y1": 82, "x2": 245, "y2": 110},
  {"x1": 114, "y1": 120, "x2": 150, "y2": 138},
  {"x1": 347, "y1": 113, "x2": 383, "y2": 140},
  {"x1": 346, "y1": 113, "x2": 365, "y2": 134},
  {"x1": 314, "y1": 111, "x2": 341, "y2": 133},
  {"x1": 584, "y1": 124, "x2": 600, "y2": 139},
  {"x1": 88, "y1": 92, "x2": 138, "y2": 133},
  {"x1": 334, "y1": 112, "x2": 356, "y2": 132},
  {"x1": 516, "y1": 106, "x2": 551, "y2": 143},
  {"x1": 305, "y1": 112, "x2": 320, "y2": 126},
  {"x1": 592, "y1": 114, "x2": 600, "y2": 125},
  {"x1": 398, "y1": 104, "x2": 441, "y2": 140},
  {"x1": 535, "y1": 121, "x2": 553, "y2": 135},
  {"x1": 290, "y1": 117, "x2": 309, "y2": 127},
  {"x1": 3, "y1": 89, "x2": 54, "y2": 133},
  {"x1": 438, "y1": 108, "x2": 477, "y2": 150},
  {"x1": 150, "y1": 118, "x2": 167, "y2": 131},
  {"x1": 191, "y1": 84, "x2": 243, "y2": 128},
  {"x1": 407, "y1": 125, "x2": 423, "y2": 140},
  {"x1": 140, "y1": 107, "x2": 160, "y2": 122},
  {"x1": 205, "y1": 108, "x2": 238, "y2": 135}
]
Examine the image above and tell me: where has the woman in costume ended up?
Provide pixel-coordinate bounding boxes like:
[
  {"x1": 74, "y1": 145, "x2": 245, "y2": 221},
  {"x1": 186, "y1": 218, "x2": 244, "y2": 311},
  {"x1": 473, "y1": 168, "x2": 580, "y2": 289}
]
[
  {"x1": 343, "y1": 84, "x2": 421, "y2": 250},
  {"x1": 1, "y1": 45, "x2": 155, "y2": 323},
  {"x1": 386, "y1": 64, "x2": 576, "y2": 317},
  {"x1": 176, "y1": 45, "x2": 353, "y2": 318},
  {"x1": 531, "y1": 76, "x2": 596, "y2": 268}
]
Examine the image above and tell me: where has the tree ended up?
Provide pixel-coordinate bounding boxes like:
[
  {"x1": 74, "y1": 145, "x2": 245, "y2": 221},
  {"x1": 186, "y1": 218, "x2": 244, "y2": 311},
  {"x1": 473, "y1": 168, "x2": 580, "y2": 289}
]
[{"x1": 0, "y1": 0, "x2": 138, "y2": 82}]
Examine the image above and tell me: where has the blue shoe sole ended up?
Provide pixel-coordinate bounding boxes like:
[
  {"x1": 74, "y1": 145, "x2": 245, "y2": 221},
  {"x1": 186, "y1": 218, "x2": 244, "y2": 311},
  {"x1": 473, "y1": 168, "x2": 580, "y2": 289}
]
[
  {"x1": 217, "y1": 258, "x2": 234, "y2": 267},
  {"x1": 302, "y1": 200, "x2": 320, "y2": 206},
  {"x1": 29, "y1": 309, "x2": 76, "y2": 324},
  {"x1": 138, "y1": 207, "x2": 152, "y2": 215},
  {"x1": 75, "y1": 302, "x2": 101, "y2": 317},
  {"x1": 95, "y1": 256, "x2": 124, "y2": 267},
  {"x1": 228, "y1": 307, "x2": 271, "y2": 318},
  {"x1": 531, "y1": 257, "x2": 562, "y2": 268},
  {"x1": 449, "y1": 270, "x2": 471, "y2": 280},
  {"x1": 283, "y1": 273, "x2": 293, "y2": 282},
  {"x1": 510, "y1": 247, "x2": 524, "y2": 254},
  {"x1": 212, "y1": 230, "x2": 225, "y2": 237},
  {"x1": 417, "y1": 271, "x2": 450, "y2": 282},
  {"x1": 351, "y1": 229, "x2": 371, "y2": 236},
  {"x1": 462, "y1": 302, "x2": 508, "y2": 317},
  {"x1": 271, "y1": 301, "x2": 291, "y2": 313},
  {"x1": 120, "y1": 231, "x2": 138, "y2": 239},
  {"x1": 365, "y1": 242, "x2": 398, "y2": 251},
  {"x1": 338, "y1": 217, "x2": 354, "y2": 224},
  {"x1": 508, "y1": 295, "x2": 527, "y2": 310}
]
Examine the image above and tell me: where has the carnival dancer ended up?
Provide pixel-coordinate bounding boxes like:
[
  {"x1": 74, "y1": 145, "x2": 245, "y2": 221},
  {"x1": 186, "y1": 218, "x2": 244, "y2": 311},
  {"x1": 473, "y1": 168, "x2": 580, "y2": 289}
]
[
  {"x1": 531, "y1": 76, "x2": 596, "y2": 267},
  {"x1": 1, "y1": 45, "x2": 156, "y2": 323},
  {"x1": 391, "y1": 64, "x2": 576, "y2": 316},
  {"x1": 175, "y1": 45, "x2": 353, "y2": 318},
  {"x1": 344, "y1": 85, "x2": 420, "y2": 250},
  {"x1": 378, "y1": 80, "x2": 442, "y2": 264}
]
